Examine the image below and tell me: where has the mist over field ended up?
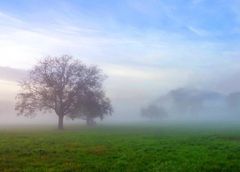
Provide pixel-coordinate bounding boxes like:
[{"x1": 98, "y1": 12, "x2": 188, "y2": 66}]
[
  {"x1": 1, "y1": 65, "x2": 240, "y2": 125},
  {"x1": 1, "y1": 1, "x2": 240, "y2": 127}
]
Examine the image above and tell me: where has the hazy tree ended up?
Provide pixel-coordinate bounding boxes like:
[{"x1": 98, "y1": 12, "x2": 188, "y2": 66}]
[
  {"x1": 141, "y1": 105, "x2": 168, "y2": 120},
  {"x1": 226, "y1": 92, "x2": 240, "y2": 115},
  {"x1": 142, "y1": 88, "x2": 228, "y2": 120},
  {"x1": 70, "y1": 88, "x2": 113, "y2": 126},
  {"x1": 15, "y1": 55, "x2": 112, "y2": 129},
  {"x1": 169, "y1": 88, "x2": 223, "y2": 116}
]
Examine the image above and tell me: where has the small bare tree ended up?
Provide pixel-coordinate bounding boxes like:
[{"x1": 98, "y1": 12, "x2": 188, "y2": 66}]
[{"x1": 15, "y1": 55, "x2": 112, "y2": 129}]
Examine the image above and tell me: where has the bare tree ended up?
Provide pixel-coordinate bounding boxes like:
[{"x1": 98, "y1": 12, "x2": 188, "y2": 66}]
[{"x1": 15, "y1": 55, "x2": 112, "y2": 129}]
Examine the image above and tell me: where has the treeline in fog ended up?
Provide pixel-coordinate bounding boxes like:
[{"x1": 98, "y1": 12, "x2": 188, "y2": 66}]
[{"x1": 141, "y1": 88, "x2": 240, "y2": 121}]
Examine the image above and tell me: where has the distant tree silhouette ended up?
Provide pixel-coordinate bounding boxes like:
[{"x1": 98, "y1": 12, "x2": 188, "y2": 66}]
[
  {"x1": 227, "y1": 92, "x2": 240, "y2": 115},
  {"x1": 141, "y1": 88, "x2": 229, "y2": 120},
  {"x1": 141, "y1": 105, "x2": 168, "y2": 120},
  {"x1": 15, "y1": 55, "x2": 112, "y2": 129}
]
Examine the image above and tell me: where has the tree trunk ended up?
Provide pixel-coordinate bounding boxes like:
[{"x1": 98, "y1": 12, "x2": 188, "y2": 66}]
[
  {"x1": 58, "y1": 115, "x2": 64, "y2": 130},
  {"x1": 86, "y1": 116, "x2": 96, "y2": 127}
]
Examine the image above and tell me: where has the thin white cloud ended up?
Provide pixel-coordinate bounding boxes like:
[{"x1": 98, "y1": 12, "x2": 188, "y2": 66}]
[
  {"x1": 187, "y1": 26, "x2": 210, "y2": 36},
  {"x1": 0, "y1": 11, "x2": 23, "y2": 25}
]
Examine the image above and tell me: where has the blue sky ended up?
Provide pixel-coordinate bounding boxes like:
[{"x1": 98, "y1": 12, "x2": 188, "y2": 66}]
[
  {"x1": 0, "y1": 0, "x2": 240, "y2": 121},
  {"x1": 0, "y1": 0, "x2": 240, "y2": 68},
  {"x1": 0, "y1": 0, "x2": 238, "y2": 38}
]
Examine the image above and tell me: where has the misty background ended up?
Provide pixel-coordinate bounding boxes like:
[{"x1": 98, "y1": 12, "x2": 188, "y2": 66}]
[{"x1": 1, "y1": 0, "x2": 240, "y2": 124}]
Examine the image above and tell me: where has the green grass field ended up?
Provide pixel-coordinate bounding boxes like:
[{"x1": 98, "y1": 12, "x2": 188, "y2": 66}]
[{"x1": 1, "y1": 123, "x2": 240, "y2": 172}]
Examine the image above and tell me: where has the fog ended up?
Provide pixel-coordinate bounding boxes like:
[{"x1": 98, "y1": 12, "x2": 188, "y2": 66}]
[
  {"x1": 1, "y1": 0, "x2": 240, "y2": 127},
  {"x1": 1, "y1": 65, "x2": 240, "y2": 126},
  {"x1": 141, "y1": 88, "x2": 240, "y2": 122}
]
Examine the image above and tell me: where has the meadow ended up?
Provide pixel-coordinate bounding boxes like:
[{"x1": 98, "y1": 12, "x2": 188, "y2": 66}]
[{"x1": 1, "y1": 123, "x2": 240, "y2": 172}]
